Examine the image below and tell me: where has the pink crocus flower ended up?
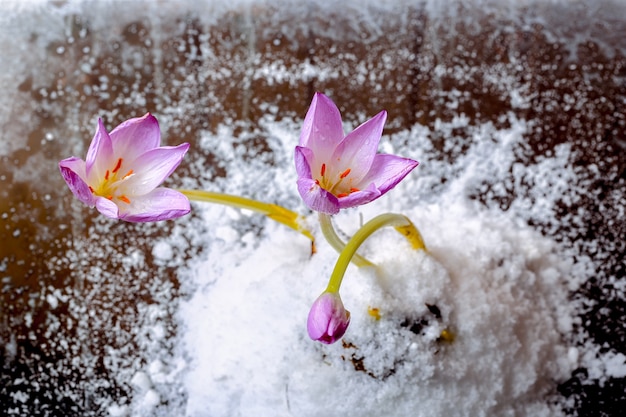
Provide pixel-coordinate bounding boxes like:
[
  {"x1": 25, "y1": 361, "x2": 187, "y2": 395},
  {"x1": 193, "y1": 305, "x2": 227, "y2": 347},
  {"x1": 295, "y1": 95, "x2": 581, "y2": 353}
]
[
  {"x1": 307, "y1": 291, "x2": 351, "y2": 344},
  {"x1": 295, "y1": 92, "x2": 419, "y2": 215},
  {"x1": 59, "y1": 113, "x2": 191, "y2": 222}
]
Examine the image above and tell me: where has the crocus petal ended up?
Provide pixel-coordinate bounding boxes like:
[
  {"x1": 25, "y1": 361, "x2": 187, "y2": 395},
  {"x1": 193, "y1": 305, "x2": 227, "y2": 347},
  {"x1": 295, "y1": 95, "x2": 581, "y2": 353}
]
[
  {"x1": 119, "y1": 188, "x2": 191, "y2": 222},
  {"x1": 95, "y1": 197, "x2": 120, "y2": 219},
  {"x1": 109, "y1": 113, "x2": 161, "y2": 160},
  {"x1": 295, "y1": 146, "x2": 339, "y2": 214},
  {"x1": 294, "y1": 146, "x2": 314, "y2": 179},
  {"x1": 299, "y1": 92, "x2": 344, "y2": 163},
  {"x1": 294, "y1": 93, "x2": 419, "y2": 214},
  {"x1": 123, "y1": 143, "x2": 190, "y2": 195},
  {"x1": 337, "y1": 183, "x2": 381, "y2": 210},
  {"x1": 296, "y1": 177, "x2": 340, "y2": 215},
  {"x1": 330, "y1": 110, "x2": 386, "y2": 181},
  {"x1": 358, "y1": 154, "x2": 419, "y2": 195},
  {"x1": 85, "y1": 119, "x2": 114, "y2": 180},
  {"x1": 59, "y1": 157, "x2": 96, "y2": 207}
]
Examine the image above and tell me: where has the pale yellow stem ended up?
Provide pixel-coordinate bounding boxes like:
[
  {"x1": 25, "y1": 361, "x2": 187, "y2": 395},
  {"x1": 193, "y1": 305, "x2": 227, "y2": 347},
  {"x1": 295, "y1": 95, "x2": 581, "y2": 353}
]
[
  {"x1": 179, "y1": 189, "x2": 315, "y2": 246},
  {"x1": 318, "y1": 213, "x2": 374, "y2": 268},
  {"x1": 326, "y1": 213, "x2": 426, "y2": 293}
]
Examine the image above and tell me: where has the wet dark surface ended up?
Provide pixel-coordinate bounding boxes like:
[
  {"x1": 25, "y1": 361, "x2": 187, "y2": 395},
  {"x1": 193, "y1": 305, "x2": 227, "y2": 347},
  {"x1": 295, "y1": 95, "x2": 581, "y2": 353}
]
[{"x1": 0, "y1": 1, "x2": 625, "y2": 415}]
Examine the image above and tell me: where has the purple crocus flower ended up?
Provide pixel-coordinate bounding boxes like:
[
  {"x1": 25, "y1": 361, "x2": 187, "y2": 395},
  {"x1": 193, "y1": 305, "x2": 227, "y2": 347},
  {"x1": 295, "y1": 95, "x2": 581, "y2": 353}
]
[
  {"x1": 295, "y1": 92, "x2": 419, "y2": 215},
  {"x1": 307, "y1": 291, "x2": 351, "y2": 344},
  {"x1": 59, "y1": 113, "x2": 191, "y2": 222}
]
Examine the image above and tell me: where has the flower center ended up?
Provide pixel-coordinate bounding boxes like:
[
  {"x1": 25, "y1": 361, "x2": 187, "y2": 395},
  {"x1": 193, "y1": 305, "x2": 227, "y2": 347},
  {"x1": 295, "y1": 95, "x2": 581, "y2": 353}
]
[
  {"x1": 88, "y1": 157, "x2": 134, "y2": 204},
  {"x1": 315, "y1": 163, "x2": 360, "y2": 198}
]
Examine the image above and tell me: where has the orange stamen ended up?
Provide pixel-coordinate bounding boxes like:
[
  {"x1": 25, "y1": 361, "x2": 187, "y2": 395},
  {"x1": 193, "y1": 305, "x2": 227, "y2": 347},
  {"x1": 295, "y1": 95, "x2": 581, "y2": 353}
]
[
  {"x1": 350, "y1": 187, "x2": 360, "y2": 193},
  {"x1": 118, "y1": 195, "x2": 131, "y2": 204},
  {"x1": 106, "y1": 195, "x2": 113, "y2": 200},
  {"x1": 104, "y1": 170, "x2": 110, "y2": 180},
  {"x1": 337, "y1": 193, "x2": 349, "y2": 198},
  {"x1": 320, "y1": 163, "x2": 326, "y2": 177},
  {"x1": 340, "y1": 168, "x2": 351, "y2": 178},
  {"x1": 88, "y1": 186, "x2": 95, "y2": 194},
  {"x1": 112, "y1": 158, "x2": 123, "y2": 173},
  {"x1": 122, "y1": 169, "x2": 134, "y2": 179}
]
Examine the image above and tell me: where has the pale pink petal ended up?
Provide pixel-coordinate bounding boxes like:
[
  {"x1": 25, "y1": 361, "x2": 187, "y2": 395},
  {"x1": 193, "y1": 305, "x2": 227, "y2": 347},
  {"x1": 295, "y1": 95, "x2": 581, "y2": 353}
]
[
  {"x1": 294, "y1": 146, "x2": 314, "y2": 179},
  {"x1": 307, "y1": 292, "x2": 350, "y2": 344},
  {"x1": 337, "y1": 183, "x2": 381, "y2": 209},
  {"x1": 85, "y1": 119, "x2": 114, "y2": 180},
  {"x1": 295, "y1": 94, "x2": 418, "y2": 214},
  {"x1": 296, "y1": 177, "x2": 340, "y2": 215},
  {"x1": 123, "y1": 143, "x2": 190, "y2": 195},
  {"x1": 330, "y1": 110, "x2": 386, "y2": 181},
  {"x1": 358, "y1": 154, "x2": 419, "y2": 195},
  {"x1": 109, "y1": 113, "x2": 161, "y2": 160},
  {"x1": 299, "y1": 93, "x2": 344, "y2": 164},
  {"x1": 95, "y1": 197, "x2": 120, "y2": 219},
  {"x1": 119, "y1": 188, "x2": 190, "y2": 222},
  {"x1": 59, "y1": 157, "x2": 96, "y2": 207}
]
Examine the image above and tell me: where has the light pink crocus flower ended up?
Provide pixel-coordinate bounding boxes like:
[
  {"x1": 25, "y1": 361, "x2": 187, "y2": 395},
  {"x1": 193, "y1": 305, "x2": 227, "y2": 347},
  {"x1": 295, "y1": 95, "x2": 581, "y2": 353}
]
[
  {"x1": 59, "y1": 113, "x2": 191, "y2": 222},
  {"x1": 295, "y1": 92, "x2": 419, "y2": 215},
  {"x1": 307, "y1": 291, "x2": 351, "y2": 344}
]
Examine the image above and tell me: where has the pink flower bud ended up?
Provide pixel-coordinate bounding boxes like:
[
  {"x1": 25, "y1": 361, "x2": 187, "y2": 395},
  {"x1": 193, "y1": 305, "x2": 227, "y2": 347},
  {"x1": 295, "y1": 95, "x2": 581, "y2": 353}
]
[{"x1": 307, "y1": 291, "x2": 351, "y2": 344}]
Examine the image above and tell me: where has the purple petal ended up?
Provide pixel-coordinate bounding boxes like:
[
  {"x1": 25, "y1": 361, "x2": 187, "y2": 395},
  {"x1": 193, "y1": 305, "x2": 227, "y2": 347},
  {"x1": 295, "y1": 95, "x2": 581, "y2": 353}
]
[
  {"x1": 123, "y1": 143, "x2": 190, "y2": 195},
  {"x1": 59, "y1": 157, "x2": 96, "y2": 207},
  {"x1": 296, "y1": 177, "x2": 340, "y2": 215},
  {"x1": 307, "y1": 292, "x2": 350, "y2": 344},
  {"x1": 294, "y1": 146, "x2": 313, "y2": 179},
  {"x1": 85, "y1": 119, "x2": 114, "y2": 180},
  {"x1": 119, "y1": 188, "x2": 191, "y2": 222},
  {"x1": 358, "y1": 154, "x2": 419, "y2": 195},
  {"x1": 109, "y1": 113, "x2": 161, "y2": 161},
  {"x1": 95, "y1": 197, "x2": 120, "y2": 219},
  {"x1": 299, "y1": 93, "x2": 344, "y2": 163},
  {"x1": 337, "y1": 183, "x2": 381, "y2": 210},
  {"x1": 330, "y1": 110, "x2": 387, "y2": 181}
]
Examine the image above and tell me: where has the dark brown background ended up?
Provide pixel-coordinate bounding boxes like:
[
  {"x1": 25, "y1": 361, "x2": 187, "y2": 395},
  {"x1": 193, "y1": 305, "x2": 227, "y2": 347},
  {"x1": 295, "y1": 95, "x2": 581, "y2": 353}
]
[{"x1": 1, "y1": 1, "x2": 625, "y2": 415}]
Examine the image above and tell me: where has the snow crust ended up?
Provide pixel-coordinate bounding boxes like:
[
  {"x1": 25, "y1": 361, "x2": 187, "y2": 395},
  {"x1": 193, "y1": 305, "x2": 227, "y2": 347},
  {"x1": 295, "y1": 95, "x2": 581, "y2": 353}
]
[{"x1": 175, "y1": 115, "x2": 578, "y2": 417}]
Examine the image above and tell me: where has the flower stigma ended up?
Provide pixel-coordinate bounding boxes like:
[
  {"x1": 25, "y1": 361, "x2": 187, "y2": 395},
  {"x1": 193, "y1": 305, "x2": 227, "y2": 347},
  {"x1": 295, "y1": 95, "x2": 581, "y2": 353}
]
[{"x1": 314, "y1": 163, "x2": 359, "y2": 199}]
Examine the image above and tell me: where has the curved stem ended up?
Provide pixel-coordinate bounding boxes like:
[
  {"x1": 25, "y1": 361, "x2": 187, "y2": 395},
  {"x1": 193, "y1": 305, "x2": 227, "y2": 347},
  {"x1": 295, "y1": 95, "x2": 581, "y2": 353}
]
[
  {"x1": 179, "y1": 189, "x2": 315, "y2": 245},
  {"x1": 326, "y1": 213, "x2": 426, "y2": 293},
  {"x1": 318, "y1": 213, "x2": 374, "y2": 268}
]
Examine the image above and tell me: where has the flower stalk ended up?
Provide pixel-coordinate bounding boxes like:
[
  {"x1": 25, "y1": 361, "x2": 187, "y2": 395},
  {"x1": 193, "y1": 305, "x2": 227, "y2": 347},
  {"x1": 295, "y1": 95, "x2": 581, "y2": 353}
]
[
  {"x1": 325, "y1": 213, "x2": 426, "y2": 293},
  {"x1": 179, "y1": 189, "x2": 315, "y2": 245},
  {"x1": 318, "y1": 213, "x2": 374, "y2": 268}
]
